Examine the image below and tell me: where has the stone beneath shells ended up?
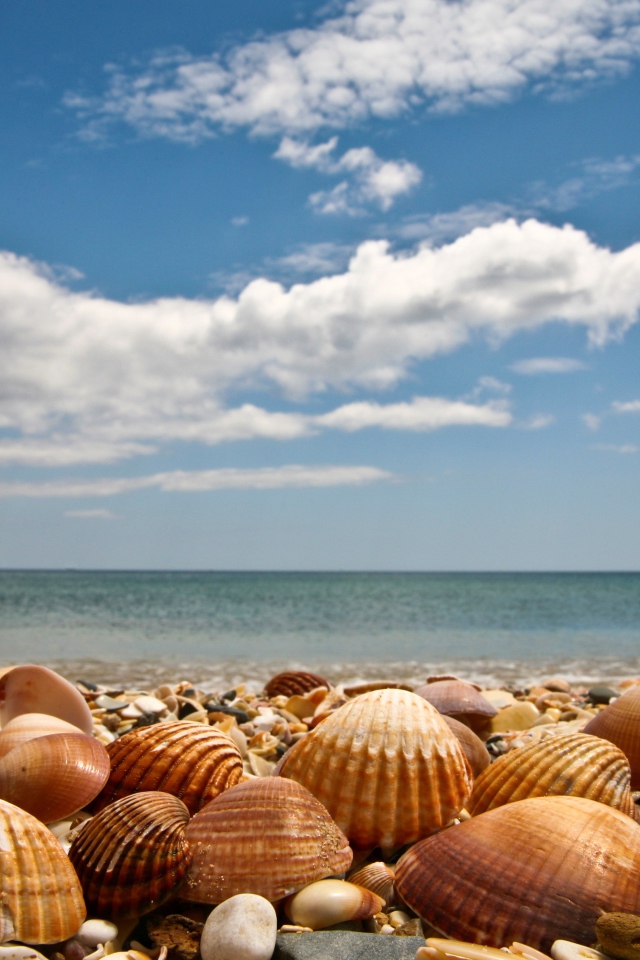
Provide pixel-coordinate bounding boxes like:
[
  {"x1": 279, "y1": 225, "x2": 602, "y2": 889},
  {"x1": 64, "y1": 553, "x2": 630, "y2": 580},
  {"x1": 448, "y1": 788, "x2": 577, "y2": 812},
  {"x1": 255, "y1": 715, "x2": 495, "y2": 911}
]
[
  {"x1": 584, "y1": 687, "x2": 640, "y2": 789},
  {"x1": 0, "y1": 665, "x2": 93, "y2": 734},
  {"x1": 264, "y1": 672, "x2": 329, "y2": 699},
  {"x1": 146, "y1": 913, "x2": 204, "y2": 960},
  {"x1": 595, "y1": 913, "x2": 640, "y2": 960},
  {"x1": 93, "y1": 721, "x2": 244, "y2": 815},
  {"x1": 69, "y1": 791, "x2": 192, "y2": 918},
  {"x1": 395, "y1": 795, "x2": 640, "y2": 952},
  {"x1": 0, "y1": 798, "x2": 86, "y2": 943},
  {"x1": 468, "y1": 732, "x2": 637, "y2": 818},
  {"x1": 183, "y1": 777, "x2": 352, "y2": 904},
  {"x1": 200, "y1": 894, "x2": 277, "y2": 960},
  {"x1": 490, "y1": 701, "x2": 540, "y2": 733},
  {"x1": 277, "y1": 689, "x2": 472, "y2": 851}
]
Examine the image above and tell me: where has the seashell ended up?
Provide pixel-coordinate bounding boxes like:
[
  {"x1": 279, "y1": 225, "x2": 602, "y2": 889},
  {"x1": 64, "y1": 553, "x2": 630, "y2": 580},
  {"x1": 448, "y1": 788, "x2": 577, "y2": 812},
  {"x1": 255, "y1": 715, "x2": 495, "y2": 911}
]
[
  {"x1": 0, "y1": 665, "x2": 93, "y2": 733},
  {"x1": 543, "y1": 678, "x2": 572, "y2": 693},
  {"x1": 510, "y1": 943, "x2": 553, "y2": 960},
  {"x1": 264, "y1": 671, "x2": 329, "y2": 699},
  {"x1": 0, "y1": 946, "x2": 50, "y2": 960},
  {"x1": 551, "y1": 944, "x2": 609, "y2": 960},
  {"x1": 584, "y1": 687, "x2": 640, "y2": 788},
  {"x1": 200, "y1": 894, "x2": 277, "y2": 960},
  {"x1": 0, "y1": 797, "x2": 86, "y2": 943},
  {"x1": 93, "y1": 721, "x2": 244, "y2": 815},
  {"x1": 69, "y1": 791, "x2": 192, "y2": 917},
  {"x1": 395, "y1": 795, "x2": 640, "y2": 952},
  {"x1": 595, "y1": 913, "x2": 640, "y2": 960},
  {"x1": 343, "y1": 681, "x2": 413, "y2": 696},
  {"x1": 183, "y1": 777, "x2": 352, "y2": 904},
  {"x1": 0, "y1": 713, "x2": 85, "y2": 759},
  {"x1": 277, "y1": 689, "x2": 472, "y2": 851},
  {"x1": 424, "y1": 939, "x2": 526, "y2": 960},
  {"x1": 468, "y1": 733, "x2": 637, "y2": 818},
  {"x1": 284, "y1": 879, "x2": 384, "y2": 930},
  {"x1": 490, "y1": 700, "x2": 540, "y2": 732},
  {"x1": 346, "y1": 862, "x2": 395, "y2": 908},
  {"x1": 415, "y1": 681, "x2": 498, "y2": 737},
  {"x1": 442, "y1": 716, "x2": 491, "y2": 778}
]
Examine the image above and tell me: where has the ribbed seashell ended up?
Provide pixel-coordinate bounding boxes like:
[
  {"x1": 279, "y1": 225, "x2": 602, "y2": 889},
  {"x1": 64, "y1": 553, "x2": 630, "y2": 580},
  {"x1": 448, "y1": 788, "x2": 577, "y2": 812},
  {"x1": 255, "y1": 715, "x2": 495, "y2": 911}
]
[
  {"x1": 443, "y1": 716, "x2": 491, "y2": 778},
  {"x1": 264, "y1": 671, "x2": 330, "y2": 699},
  {"x1": 395, "y1": 795, "x2": 640, "y2": 952},
  {"x1": 0, "y1": 665, "x2": 93, "y2": 733},
  {"x1": 0, "y1": 798, "x2": 86, "y2": 943},
  {"x1": 0, "y1": 713, "x2": 85, "y2": 759},
  {"x1": 347, "y1": 862, "x2": 396, "y2": 908},
  {"x1": 584, "y1": 687, "x2": 640, "y2": 789},
  {"x1": 69, "y1": 791, "x2": 191, "y2": 917},
  {"x1": 92, "y1": 721, "x2": 244, "y2": 815},
  {"x1": 277, "y1": 689, "x2": 472, "y2": 851},
  {"x1": 415, "y1": 680, "x2": 498, "y2": 737},
  {"x1": 468, "y1": 733, "x2": 637, "y2": 818},
  {"x1": 0, "y1": 732, "x2": 110, "y2": 823},
  {"x1": 284, "y1": 879, "x2": 384, "y2": 930},
  {"x1": 183, "y1": 777, "x2": 352, "y2": 904}
]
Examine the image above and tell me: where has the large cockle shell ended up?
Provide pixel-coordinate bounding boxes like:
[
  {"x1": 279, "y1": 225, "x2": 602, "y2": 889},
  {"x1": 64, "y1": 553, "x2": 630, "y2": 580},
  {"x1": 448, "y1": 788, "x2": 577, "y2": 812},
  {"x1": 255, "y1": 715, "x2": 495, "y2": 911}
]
[
  {"x1": 277, "y1": 689, "x2": 472, "y2": 851},
  {"x1": 0, "y1": 713, "x2": 85, "y2": 759},
  {"x1": 284, "y1": 879, "x2": 384, "y2": 930},
  {"x1": 584, "y1": 687, "x2": 640, "y2": 788},
  {"x1": 69, "y1": 791, "x2": 192, "y2": 917},
  {"x1": 415, "y1": 680, "x2": 498, "y2": 737},
  {"x1": 0, "y1": 732, "x2": 110, "y2": 822},
  {"x1": 395, "y1": 795, "x2": 640, "y2": 951},
  {"x1": 183, "y1": 777, "x2": 352, "y2": 904},
  {"x1": 0, "y1": 665, "x2": 93, "y2": 733},
  {"x1": 443, "y1": 716, "x2": 491, "y2": 778},
  {"x1": 347, "y1": 862, "x2": 396, "y2": 908},
  {"x1": 468, "y1": 732, "x2": 637, "y2": 818},
  {"x1": 0, "y1": 798, "x2": 86, "y2": 943},
  {"x1": 264, "y1": 671, "x2": 329, "y2": 698},
  {"x1": 93, "y1": 721, "x2": 244, "y2": 815}
]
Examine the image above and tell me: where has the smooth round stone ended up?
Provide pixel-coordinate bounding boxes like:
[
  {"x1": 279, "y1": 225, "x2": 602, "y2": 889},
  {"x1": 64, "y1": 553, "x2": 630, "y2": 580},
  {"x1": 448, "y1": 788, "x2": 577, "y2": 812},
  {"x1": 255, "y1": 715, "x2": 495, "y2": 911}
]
[
  {"x1": 200, "y1": 894, "x2": 277, "y2": 960},
  {"x1": 74, "y1": 919, "x2": 119, "y2": 948},
  {"x1": 588, "y1": 685, "x2": 619, "y2": 705}
]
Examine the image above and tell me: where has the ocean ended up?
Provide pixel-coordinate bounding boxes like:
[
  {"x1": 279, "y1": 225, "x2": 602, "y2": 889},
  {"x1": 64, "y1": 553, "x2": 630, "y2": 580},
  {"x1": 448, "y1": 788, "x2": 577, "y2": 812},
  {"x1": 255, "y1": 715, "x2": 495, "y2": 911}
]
[{"x1": 1, "y1": 570, "x2": 639, "y2": 691}]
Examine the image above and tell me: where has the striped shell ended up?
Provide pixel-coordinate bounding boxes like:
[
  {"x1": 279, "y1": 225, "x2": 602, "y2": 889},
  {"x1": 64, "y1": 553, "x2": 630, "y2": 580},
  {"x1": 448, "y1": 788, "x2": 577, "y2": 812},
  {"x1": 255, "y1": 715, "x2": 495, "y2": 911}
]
[
  {"x1": 468, "y1": 732, "x2": 637, "y2": 818},
  {"x1": 415, "y1": 680, "x2": 498, "y2": 737},
  {"x1": 93, "y1": 721, "x2": 244, "y2": 815},
  {"x1": 277, "y1": 689, "x2": 472, "y2": 851},
  {"x1": 69, "y1": 791, "x2": 192, "y2": 917},
  {"x1": 395, "y1": 795, "x2": 640, "y2": 952},
  {"x1": 183, "y1": 777, "x2": 352, "y2": 904},
  {"x1": 0, "y1": 665, "x2": 93, "y2": 734},
  {"x1": 264, "y1": 671, "x2": 329, "y2": 698},
  {"x1": 443, "y1": 716, "x2": 491, "y2": 778},
  {"x1": 584, "y1": 687, "x2": 640, "y2": 789},
  {"x1": 0, "y1": 713, "x2": 85, "y2": 759},
  {"x1": 347, "y1": 862, "x2": 396, "y2": 908},
  {"x1": 0, "y1": 732, "x2": 110, "y2": 823},
  {"x1": 0, "y1": 798, "x2": 86, "y2": 943}
]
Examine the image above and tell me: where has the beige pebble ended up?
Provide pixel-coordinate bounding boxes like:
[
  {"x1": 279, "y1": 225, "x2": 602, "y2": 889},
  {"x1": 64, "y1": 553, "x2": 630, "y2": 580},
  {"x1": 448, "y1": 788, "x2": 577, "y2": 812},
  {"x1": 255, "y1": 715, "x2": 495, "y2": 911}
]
[{"x1": 200, "y1": 894, "x2": 277, "y2": 960}]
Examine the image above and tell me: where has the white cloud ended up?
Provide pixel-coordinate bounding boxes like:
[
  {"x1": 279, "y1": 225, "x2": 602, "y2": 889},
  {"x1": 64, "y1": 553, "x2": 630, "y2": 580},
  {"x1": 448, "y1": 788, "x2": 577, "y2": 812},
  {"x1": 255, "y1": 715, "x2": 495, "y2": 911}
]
[
  {"x1": 317, "y1": 396, "x2": 511, "y2": 431},
  {"x1": 1, "y1": 218, "x2": 640, "y2": 465},
  {"x1": 592, "y1": 443, "x2": 638, "y2": 454},
  {"x1": 67, "y1": 0, "x2": 640, "y2": 141},
  {"x1": 65, "y1": 508, "x2": 121, "y2": 519},
  {"x1": 612, "y1": 399, "x2": 640, "y2": 413},
  {"x1": 0, "y1": 464, "x2": 393, "y2": 498},
  {"x1": 583, "y1": 413, "x2": 602, "y2": 431},
  {"x1": 270, "y1": 242, "x2": 353, "y2": 277},
  {"x1": 394, "y1": 203, "x2": 517, "y2": 243},
  {"x1": 510, "y1": 357, "x2": 588, "y2": 374},
  {"x1": 231, "y1": 216, "x2": 249, "y2": 227},
  {"x1": 521, "y1": 414, "x2": 555, "y2": 430},
  {"x1": 529, "y1": 155, "x2": 640, "y2": 211}
]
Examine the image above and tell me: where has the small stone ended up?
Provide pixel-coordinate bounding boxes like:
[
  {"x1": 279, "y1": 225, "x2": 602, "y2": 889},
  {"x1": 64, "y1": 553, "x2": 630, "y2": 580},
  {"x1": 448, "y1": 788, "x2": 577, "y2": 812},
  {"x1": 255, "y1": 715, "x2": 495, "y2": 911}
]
[
  {"x1": 587, "y1": 685, "x2": 619, "y2": 705},
  {"x1": 596, "y1": 912, "x2": 640, "y2": 960},
  {"x1": 134, "y1": 695, "x2": 169, "y2": 715},
  {"x1": 146, "y1": 913, "x2": 204, "y2": 960},
  {"x1": 542, "y1": 678, "x2": 572, "y2": 693},
  {"x1": 273, "y1": 931, "x2": 426, "y2": 960},
  {"x1": 75, "y1": 919, "x2": 119, "y2": 948},
  {"x1": 205, "y1": 703, "x2": 250, "y2": 725},
  {"x1": 490, "y1": 701, "x2": 539, "y2": 732},
  {"x1": 200, "y1": 894, "x2": 277, "y2": 960}
]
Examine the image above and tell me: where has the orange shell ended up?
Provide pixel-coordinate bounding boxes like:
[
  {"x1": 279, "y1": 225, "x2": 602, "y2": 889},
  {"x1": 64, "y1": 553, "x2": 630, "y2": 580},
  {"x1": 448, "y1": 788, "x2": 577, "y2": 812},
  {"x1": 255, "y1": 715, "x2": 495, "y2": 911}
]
[
  {"x1": 277, "y1": 688, "x2": 472, "y2": 851},
  {"x1": 584, "y1": 687, "x2": 640, "y2": 788},
  {"x1": 415, "y1": 680, "x2": 497, "y2": 736},
  {"x1": 0, "y1": 731, "x2": 110, "y2": 822},
  {"x1": 347, "y1": 862, "x2": 396, "y2": 908},
  {"x1": 395, "y1": 795, "x2": 640, "y2": 952},
  {"x1": 69, "y1": 791, "x2": 192, "y2": 917},
  {"x1": 264, "y1": 671, "x2": 329, "y2": 698},
  {"x1": 0, "y1": 664, "x2": 93, "y2": 733},
  {"x1": 0, "y1": 797, "x2": 86, "y2": 943},
  {"x1": 183, "y1": 777, "x2": 352, "y2": 904},
  {"x1": 468, "y1": 732, "x2": 637, "y2": 818},
  {"x1": 93, "y1": 721, "x2": 244, "y2": 815},
  {"x1": 443, "y1": 716, "x2": 491, "y2": 778},
  {"x1": 0, "y1": 713, "x2": 84, "y2": 759}
]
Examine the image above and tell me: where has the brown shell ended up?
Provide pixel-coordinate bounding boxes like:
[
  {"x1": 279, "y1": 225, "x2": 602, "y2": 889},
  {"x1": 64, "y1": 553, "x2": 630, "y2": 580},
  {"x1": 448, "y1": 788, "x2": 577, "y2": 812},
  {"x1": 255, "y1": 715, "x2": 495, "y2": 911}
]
[
  {"x1": 183, "y1": 776, "x2": 352, "y2": 904},
  {"x1": 0, "y1": 797, "x2": 86, "y2": 943},
  {"x1": 468, "y1": 732, "x2": 637, "y2": 818},
  {"x1": 443, "y1": 716, "x2": 491, "y2": 778},
  {"x1": 347, "y1": 862, "x2": 396, "y2": 908},
  {"x1": 69, "y1": 791, "x2": 192, "y2": 917},
  {"x1": 93, "y1": 721, "x2": 244, "y2": 815},
  {"x1": 0, "y1": 664, "x2": 93, "y2": 733},
  {"x1": 395, "y1": 795, "x2": 640, "y2": 952},
  {"x1": 277, "y1": 689, "x2": 472, "y2": 851},
  {"x1": 264, "y1": 671, "x2": 330, "y2": 698},
  {"x1": 0, "y1": 713, "x2": 85, "y2": 759},
  {"x1": 584, "y1": 687, "x2": 640, "y2": 789},
  {"x1": 415, "y1": 680, "x2": 498, "y2": 737},
  {"x1": 0, "y1": 732, "x2": 110, "y2": 823}
]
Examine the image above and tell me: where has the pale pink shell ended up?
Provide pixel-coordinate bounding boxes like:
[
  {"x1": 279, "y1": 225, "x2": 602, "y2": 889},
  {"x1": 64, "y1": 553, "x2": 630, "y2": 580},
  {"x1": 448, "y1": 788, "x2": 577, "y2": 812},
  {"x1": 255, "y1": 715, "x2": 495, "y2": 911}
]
[{"x1": 0, "y1": 665, "x2": 93, "y2": 733}]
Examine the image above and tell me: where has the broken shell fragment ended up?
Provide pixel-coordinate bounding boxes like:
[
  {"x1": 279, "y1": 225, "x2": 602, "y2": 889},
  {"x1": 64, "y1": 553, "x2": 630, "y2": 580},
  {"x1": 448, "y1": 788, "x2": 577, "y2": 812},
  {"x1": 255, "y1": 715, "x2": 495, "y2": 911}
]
[
  {"x1": 0, "y1": 665, "x2": 93, "y2": 733},
  {"x1": 264, "y1": 671, "x2": 329, "y2": 698},
  {"x1": 284, "y1": 879, "x2": 384, "y2": 930}
]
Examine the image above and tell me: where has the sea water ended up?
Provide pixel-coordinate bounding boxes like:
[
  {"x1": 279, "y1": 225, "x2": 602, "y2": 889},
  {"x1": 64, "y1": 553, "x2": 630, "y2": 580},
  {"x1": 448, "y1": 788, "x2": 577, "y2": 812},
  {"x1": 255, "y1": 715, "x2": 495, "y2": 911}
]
[{"x1": 0, "y1": 570, "x2": 639, "y2": 690}]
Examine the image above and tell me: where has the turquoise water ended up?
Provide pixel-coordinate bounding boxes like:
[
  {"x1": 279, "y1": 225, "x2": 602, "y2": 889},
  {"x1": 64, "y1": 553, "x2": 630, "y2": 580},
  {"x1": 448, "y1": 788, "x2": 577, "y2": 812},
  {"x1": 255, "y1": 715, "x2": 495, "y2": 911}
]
[{"x1": 1, "y1": 570, "x2": 639, "y2": 689}]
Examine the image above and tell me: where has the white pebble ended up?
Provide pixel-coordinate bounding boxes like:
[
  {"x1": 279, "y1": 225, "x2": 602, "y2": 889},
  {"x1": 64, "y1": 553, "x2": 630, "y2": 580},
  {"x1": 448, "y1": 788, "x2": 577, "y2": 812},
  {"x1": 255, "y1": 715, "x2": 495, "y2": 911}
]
[
  {"x1": 0, "y1": 946, "x2": 49, "y2": 960},
  {"x1": 200, "y1": 894, "x2": 277, "y2": 960},
  {"x1": 134, "y1": 695, "x2": 168, "y2": 715},
  {"x1": 75, "y1": 920, "x2": 119, "y2": 948}
]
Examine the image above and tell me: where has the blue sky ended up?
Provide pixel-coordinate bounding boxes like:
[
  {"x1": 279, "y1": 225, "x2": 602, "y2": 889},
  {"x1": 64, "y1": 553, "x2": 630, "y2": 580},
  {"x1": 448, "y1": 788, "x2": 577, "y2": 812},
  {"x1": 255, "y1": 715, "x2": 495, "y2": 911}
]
[{"x1": 1, "y1": 0, "x2": 639, "y2": 569}]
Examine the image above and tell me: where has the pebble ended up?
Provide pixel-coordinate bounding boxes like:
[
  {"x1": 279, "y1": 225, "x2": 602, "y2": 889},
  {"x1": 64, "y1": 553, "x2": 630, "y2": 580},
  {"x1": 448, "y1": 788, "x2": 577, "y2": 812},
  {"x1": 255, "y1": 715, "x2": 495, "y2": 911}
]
[
  {"x1": 273, "y1": 931, "x2": 425, "y2": 960},
  {"x1": 587, "y1": 685, "x2": 619, "y2": 705},
  {"x1": 200, "y1": 894, "x2": 277, "y2": 960},
  {"x1": 596, "y1": 913, "x2": 640, "y2": 960},
  {"x1": 133, "y1": 695, "x2": 168, "y2": 715},
  {"x1": 74, "y1": 920, "x2": 119, "y2": 948}
]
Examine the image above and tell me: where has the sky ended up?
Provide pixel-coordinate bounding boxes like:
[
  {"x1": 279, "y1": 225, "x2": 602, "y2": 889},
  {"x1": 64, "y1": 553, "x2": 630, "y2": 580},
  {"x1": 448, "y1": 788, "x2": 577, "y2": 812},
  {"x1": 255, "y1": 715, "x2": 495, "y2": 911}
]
[{"x1": 1, "y1": 0, "x2": 639, "y2": 570}]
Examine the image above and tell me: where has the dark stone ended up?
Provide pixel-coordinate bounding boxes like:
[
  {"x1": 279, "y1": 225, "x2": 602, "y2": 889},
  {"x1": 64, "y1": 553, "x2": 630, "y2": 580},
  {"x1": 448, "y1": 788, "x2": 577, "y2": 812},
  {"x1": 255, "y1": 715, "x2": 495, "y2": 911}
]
[
  {"x1": 77, "y1": 679, "x2": 98, "y2": 691},
  {"x1": 204, "y1": 702, "x2": 250, "y2": 724},
  {"x1": 134, "y1": 712, "x2": 158, "y2": 727},
  {"x1": 178, "y1": 699, "x2": 202, "y2": 719},
  {"x1": 273, "y1": 932, "x2": 425, "y2": 960},
  {"x1": 221, "y1": 689, "x2": 237, "y2": 700},
  {"x1": 588, "y1": 685, "x2": 619, "y2": 705}
]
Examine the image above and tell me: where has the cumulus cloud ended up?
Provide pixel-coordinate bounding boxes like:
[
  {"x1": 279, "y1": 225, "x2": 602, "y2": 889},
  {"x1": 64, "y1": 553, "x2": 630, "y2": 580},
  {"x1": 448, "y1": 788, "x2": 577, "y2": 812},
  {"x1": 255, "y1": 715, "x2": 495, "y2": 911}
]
[
  {"x1": 510, "y1": 357, "x2": 588, "y2": 375},
  {"x1": 1, "y1": 218, "x2": 640, "y2": 466},
  {"x1": 317, "y1": 396, "x2": 511, "y2": 431},
  {"x1": 612, "y1": 399, "x2": 640, "y2": 413},
  {"x1": 521, "y1": 414, "x2": 556, "y2": 430},
  {"x1": 66, "y1": 0, "x2": 640, "y2": 141}
]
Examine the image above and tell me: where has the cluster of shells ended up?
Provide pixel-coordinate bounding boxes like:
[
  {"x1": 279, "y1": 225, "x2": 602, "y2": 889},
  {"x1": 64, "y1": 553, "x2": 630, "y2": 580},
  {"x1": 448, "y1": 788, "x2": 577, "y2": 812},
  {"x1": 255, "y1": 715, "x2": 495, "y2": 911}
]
[{"x1": 1, "y1": 663, "x2": 640, "y2": 960}]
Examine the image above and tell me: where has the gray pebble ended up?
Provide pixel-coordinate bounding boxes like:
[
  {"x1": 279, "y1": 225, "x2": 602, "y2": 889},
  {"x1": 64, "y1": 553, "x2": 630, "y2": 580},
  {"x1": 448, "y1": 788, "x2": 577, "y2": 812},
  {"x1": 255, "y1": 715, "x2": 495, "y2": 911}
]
[{"x1": 273, "y1": 932, "x2": 425, "y2": 960}]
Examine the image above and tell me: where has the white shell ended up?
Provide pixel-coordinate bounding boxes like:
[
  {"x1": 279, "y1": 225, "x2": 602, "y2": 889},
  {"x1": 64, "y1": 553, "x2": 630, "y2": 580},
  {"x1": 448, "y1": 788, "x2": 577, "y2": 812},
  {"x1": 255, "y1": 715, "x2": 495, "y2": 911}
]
[
  {"x1": 0, "y1": 947, "x2": 49, "y2": 960},
  {"x1": 200, "y1": 894, "x2": 277, "y2": 960},
  {"x1": 551, "y1": 944, "x2": 609, "y2": 960},
  {"x1": 284, "y1": 879, "x2": 384, "y2": 930}
]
